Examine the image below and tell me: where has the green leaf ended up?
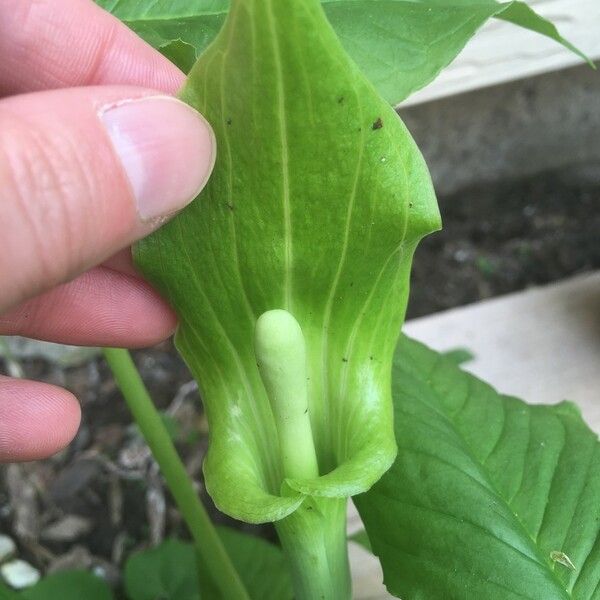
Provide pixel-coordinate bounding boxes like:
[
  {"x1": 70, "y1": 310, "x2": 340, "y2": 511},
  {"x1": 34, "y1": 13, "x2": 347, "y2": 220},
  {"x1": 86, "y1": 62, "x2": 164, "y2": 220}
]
[
  {"x1": 355, "y1": 336, "x2": 600, "y2": 599},
  {"x1": 125, "y1": 532, "x2": 292, "y2": 600},
  {"x1": 95, "y1": 0, "x2": 590, "y2": 104},
  {"x1": 158, "y1": 39, "x2": 198, "y2": 74},
  {"x1": 441, "y1": 347, "x2": 475, "y2": 365},
  {"x1": 21, "y1": 571, "x2": 113, "y2": 600},
  {"x1": 125, "y1": 539, "x2": 200, "y2": 600},
  {"x1": 329, "y1": 0, "x2": 592, "y2": 104},
  {"x1": 496, "y1": 1, "x2": 592, "y2": 66},
  {"x1": 134, "y1": 0, "x2": 439, "y2": 524},
  {"x1": 215, "y1": 528, "x2": 293, "y2": 599},
  {"x1": 349, "y1": 529, "x2": 373, "y2": 553},
  {"x1": 95, "y1": 0, "x2": 227, "y2": 73},
  {"x1": 0, "y1": 582, "x2": 18, "y2": 600},
  {"x1": 324, "y1": 0, "x2": 503, "y2": 104}
]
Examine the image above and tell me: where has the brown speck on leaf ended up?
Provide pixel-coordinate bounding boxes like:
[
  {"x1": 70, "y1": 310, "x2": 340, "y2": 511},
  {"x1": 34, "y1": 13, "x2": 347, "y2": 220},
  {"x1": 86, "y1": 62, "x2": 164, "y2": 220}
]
[
  {"x1": 372, "y1": 117, "x2": 383, "y2": 130},
  {"x1": 227, "y1": 203, "x2": 235, "y2": 211}
]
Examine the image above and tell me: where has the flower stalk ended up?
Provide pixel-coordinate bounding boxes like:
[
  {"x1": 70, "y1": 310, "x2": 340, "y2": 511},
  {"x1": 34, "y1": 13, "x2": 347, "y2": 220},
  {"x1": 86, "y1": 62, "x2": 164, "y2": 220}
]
[{"x1": 276, "y1": 497, "x2": 351, "y2": 600}]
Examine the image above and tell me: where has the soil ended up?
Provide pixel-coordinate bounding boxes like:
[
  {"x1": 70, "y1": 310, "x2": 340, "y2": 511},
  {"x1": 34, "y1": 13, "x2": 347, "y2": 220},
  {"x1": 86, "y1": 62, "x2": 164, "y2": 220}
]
[
  {"x1": 0, "y1": 167, "x2": 598, "y2": 592},
  {"x1": 408, "y1": 168, "x2": 600, "y2": 318}
]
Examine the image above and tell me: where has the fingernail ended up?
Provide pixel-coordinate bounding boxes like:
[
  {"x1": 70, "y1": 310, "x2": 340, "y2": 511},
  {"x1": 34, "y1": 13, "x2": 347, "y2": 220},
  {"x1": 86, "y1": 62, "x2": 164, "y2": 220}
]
[{"x1": 100, "y1": 96, "x2": 216, "y2": 221}]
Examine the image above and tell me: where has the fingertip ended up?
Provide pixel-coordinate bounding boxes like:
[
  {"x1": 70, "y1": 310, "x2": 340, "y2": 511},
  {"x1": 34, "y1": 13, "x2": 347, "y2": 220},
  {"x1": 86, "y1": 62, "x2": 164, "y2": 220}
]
[
  {"x1": 0, "y1": 377, "x2": 81, "y2": 462},
  {"x1": 99, "y1": 95, "x2": 216, "y2": 222}
]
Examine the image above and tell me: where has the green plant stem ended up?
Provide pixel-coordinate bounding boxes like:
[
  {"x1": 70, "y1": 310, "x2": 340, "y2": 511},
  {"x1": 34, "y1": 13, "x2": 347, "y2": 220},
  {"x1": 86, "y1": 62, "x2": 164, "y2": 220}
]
[
  {"x1": 275, "y1": 496, "x2": 351, "y2": 600},
  {"x1": 102, "y1": 348, "x2": 249, "y2": 600}
]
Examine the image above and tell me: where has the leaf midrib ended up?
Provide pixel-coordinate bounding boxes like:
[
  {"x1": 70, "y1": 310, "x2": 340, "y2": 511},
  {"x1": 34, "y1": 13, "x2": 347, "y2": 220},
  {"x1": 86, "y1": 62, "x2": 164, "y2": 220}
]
[{"x1": 377, "y1": 491, "x2": 560, "y2": 585}]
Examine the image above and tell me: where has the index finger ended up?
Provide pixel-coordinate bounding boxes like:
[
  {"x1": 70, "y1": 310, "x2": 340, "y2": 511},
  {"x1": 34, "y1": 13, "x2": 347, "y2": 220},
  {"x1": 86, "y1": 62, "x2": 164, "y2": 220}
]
[{"x1": 0, "y1": 0, "x2": 185, "y2": 95}]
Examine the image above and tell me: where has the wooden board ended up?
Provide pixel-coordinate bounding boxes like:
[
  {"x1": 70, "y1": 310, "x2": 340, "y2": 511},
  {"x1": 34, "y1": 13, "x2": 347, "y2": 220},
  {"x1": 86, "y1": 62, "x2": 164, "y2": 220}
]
[{"x1": 404, "y1": 271, "x2": 600, "y2": 431}]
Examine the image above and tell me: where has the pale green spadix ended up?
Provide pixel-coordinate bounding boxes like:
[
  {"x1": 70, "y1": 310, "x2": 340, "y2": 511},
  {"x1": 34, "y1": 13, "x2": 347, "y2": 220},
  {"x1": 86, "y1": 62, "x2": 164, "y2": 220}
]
[
  {"x1": 255, "y1": 310, "x2": 319, "y2": 481},
  {"x1": 135, "y1": 0, "x2": 440, "y2": 525}
]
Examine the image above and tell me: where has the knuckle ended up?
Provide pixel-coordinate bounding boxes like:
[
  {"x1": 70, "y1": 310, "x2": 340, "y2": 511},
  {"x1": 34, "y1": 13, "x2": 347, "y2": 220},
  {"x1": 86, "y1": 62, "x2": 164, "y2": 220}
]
[
  {"x1": 1, "y1": 1, "x2": 49, "y2": 79},
  {"x1": 0, "y1": 110, "x2": 93, "y2": 286}
]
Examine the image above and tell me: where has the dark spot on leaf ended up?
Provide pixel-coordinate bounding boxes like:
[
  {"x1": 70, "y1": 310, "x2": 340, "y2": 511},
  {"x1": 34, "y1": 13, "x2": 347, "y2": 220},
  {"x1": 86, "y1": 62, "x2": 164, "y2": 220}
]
[
  {"x1": 337, "y1": 96, "x2": 344, "y2": 104},
  {"x1": 409, "y1": 202, "x2": 413, "y2": 208},
  {"x1": 226, "y1": 117, "x2": 232, "y2": 125},
  {"x1": 370, "y1": 356, "x2": 374, "y2": 360},
  {"x1": 304, "y1": 408, "x2": 308, "y2": 414},
  {"x1": 226, "y1": 203, "x2": 235, "y2": 211},
  {"x1": 372, "y1": 117, "x2": 383, "y2": 130},
  {"x1": 342, "y1": 357, "x2": 348, "y2": 363}
]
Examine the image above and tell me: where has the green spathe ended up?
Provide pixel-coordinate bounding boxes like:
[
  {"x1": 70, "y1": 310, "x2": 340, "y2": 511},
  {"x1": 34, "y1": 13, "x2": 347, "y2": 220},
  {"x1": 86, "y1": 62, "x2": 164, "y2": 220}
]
[{"x1": 135, "y1": 0, "x2": 440, "y2": 523}]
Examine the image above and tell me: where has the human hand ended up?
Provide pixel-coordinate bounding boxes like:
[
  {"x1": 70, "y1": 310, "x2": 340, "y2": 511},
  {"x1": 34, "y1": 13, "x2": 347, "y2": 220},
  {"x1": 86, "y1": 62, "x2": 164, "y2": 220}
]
[{"x1": 0, "y1": 0, "x2": 215, "y2": 461}]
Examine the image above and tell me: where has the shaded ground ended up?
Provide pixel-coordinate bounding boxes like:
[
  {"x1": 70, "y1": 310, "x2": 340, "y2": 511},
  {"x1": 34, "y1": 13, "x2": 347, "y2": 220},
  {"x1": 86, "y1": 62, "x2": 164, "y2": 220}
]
[
  {"x1": 408, "y1": 168, "x2": 600, "y2": 318},
  {"x1": 0, "y1": 167, "x2": 598, "y2": 591}
]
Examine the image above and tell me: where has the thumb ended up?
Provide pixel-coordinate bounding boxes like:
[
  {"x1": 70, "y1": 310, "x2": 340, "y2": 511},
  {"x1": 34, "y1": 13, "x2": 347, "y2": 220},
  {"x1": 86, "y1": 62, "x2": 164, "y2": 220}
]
[{"x1": 0, "y1": 87, "x2": 215, "y2": 313}]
